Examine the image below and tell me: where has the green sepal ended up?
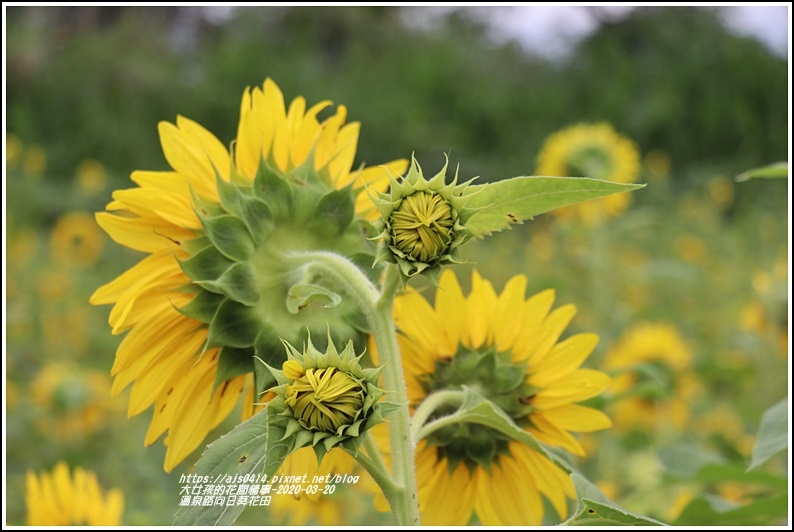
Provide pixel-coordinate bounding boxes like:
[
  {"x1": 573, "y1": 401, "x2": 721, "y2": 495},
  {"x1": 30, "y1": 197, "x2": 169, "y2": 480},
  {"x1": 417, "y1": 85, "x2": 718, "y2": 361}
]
[
  {"x1": 178, "y1": 245, "x2": 234, "y2": 283},
  {"x1": 215, "y1": 171, "x2": 245, "y2": 219},
  {"x1": 314, "y1": 185, "x2": 355, "y2": 236},
  {"x1": 286, "y1": 283, "x2": 342, "y2": 314},
  {"x1": 253, "y1": 325, "x2": 287, "y2": 393},
  {"x1": 197, "y1": 262, "x2": 259, "y2": 306},
  {"x1": 253, "y1": 159, "x2": 293, "y2": 218},
  {"x1": 465, "y1": 176, "x2": 646, "y2": 237},
  {"x1": 198, "y1": 214, "x2": 255, "y2": 263},
  {"x1": 207, "y1": 299, "x2": 260, "y2": 348},
  {"x1": 213, "y1": 346, "x2": 255, "y2": 392},
  {"x1": 176, "y1": 290, "x2": 225, "y2": 323},
  {"x1": 239, "y1": 196, "x2": 274, "y2": 247}
]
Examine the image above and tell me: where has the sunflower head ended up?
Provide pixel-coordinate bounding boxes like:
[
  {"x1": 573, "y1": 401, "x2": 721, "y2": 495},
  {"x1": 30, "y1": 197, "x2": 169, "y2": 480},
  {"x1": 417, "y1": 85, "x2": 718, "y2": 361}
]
[
  {"x1": 266, "y1": 333, "x2": 390, "y2": 461},
  {"x1": 370, "y1": 156, "x2": 479, "y2": 282}
]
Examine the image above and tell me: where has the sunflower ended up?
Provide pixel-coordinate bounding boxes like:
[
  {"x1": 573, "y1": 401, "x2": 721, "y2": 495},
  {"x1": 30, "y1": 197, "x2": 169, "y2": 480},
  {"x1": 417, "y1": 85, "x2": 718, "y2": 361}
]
[
  {"x1": 535, "y1": 122, "x2": 640, "y2": 224},
  {"x1": 604, "y1": 322, "x2": 698, "y2": 434},
  {"x1": 90, "y1": 78, "x2": 407, "y2": 471},
  {"x1": 31, "y1": 362, "x2": 123, "y2": 440},
  {"x1": 26, "y1": 461, "x2": 124, "y2": 526},
  {"x1": 50, "y1": 211, "x2": 105, "y2": 266},
  {"x1": 371, "y1": 269, "x2": 612, "y2": 525}
]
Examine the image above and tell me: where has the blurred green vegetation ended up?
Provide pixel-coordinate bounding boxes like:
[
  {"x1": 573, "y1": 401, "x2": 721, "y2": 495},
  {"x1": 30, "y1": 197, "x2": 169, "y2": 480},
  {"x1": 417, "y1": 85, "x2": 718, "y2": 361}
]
[{"x1": 4, "y1": 5, "x2": 789, "y2": 527}]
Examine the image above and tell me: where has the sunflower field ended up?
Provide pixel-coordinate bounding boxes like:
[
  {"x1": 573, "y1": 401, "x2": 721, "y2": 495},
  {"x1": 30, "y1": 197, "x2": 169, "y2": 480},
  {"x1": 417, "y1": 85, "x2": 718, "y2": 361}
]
[{"x1": 4, "y1": 6, "x2": 789, "y2": 527}]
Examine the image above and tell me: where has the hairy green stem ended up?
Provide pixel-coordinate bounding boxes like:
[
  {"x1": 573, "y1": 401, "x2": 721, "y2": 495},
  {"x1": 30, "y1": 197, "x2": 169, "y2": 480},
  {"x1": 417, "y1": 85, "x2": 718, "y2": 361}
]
[{"x1": 410, "y1": 389, "x2": 465, "y2": 444}]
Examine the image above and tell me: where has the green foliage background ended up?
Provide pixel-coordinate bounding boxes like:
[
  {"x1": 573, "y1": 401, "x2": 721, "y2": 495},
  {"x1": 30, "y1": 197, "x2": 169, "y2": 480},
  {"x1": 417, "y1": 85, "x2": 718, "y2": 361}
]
[{"x1": 4, "y1": 5, "x2": 789, "y2": 526}]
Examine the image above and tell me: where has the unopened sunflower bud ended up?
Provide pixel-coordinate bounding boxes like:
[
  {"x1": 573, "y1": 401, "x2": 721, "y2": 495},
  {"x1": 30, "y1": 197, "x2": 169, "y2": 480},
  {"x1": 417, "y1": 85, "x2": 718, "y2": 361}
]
[
  {"x1": 371, "y1": 156, "x2": 479, "y2": 281},
  {"x1": 265, "y1": 334, "x2": 393, "y2": 461}
]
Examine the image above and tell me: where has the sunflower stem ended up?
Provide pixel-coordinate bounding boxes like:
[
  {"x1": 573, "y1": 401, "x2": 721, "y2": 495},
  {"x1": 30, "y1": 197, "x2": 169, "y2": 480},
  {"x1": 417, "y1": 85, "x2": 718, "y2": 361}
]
[
  {"x1": 286, "y1": 253, "x2": 421, "y2": 525},
  {"x1": 410, "y1": 389, "x2": 466, "y2": 444},
  {"x1": 371, "y1": 263, "x2": 421, "y2": 525},
  {"x1": 345, "y1": 434, "x2": 402, "y2": 512}
]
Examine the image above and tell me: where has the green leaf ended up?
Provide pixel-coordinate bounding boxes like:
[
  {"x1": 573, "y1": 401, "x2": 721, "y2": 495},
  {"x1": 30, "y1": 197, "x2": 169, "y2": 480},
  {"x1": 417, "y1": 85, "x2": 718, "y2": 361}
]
[
  {"x1": 672, "y1": 493, "x2": 788, "y2": 526},
  {"x1": 286, "y1": 283, "x2": 342, "y2": 314},
  {"x1": 207, "y1": 299, "x2": 260, "y2": 348},
  {"x1": 562, "y1": 473, "x2": 667, "y2": 526},
  {"x1": 465, "y1": 176, "x2": 646, "y2": 237},
  {"x1": 199, "y1": 215, "x2": 255, "y2": 263},
  {"x1": 172, "y1": 408, "x2": 270, "y2": 526},
  {"x1": 419, "y1": 386, "x2": 545, "y2": 454},
  {"x1": 695, "y1": 463, "x2": 787, "y2": 490},
  {"x1": 658, "y1": 442, "x2": 725, "y2": 478},
  {"x1": 748, "y1": 397, "x2": 788, "y2": 471},
  {"x1": 213, "y1": 346, "x2": 254, "y2": 391},
  {"x1": 735, "y1": 162, "x2": 788, "y2": 182},
  {"x1": 198, "y1": 262, "x2": 260, "y2": 306}
]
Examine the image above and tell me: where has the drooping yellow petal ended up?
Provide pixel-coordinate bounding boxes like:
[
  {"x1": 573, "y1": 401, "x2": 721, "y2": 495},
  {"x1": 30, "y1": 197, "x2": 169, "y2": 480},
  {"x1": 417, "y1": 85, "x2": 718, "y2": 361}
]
[
  {"x1": 434, "y1": 268, "x2": 467, "y2": 353},
  {"x1": 531, "y1": 369, "x2": 611, "y2": 410},
  {"x1": 465, "y1": 270, "x2": 498, "y2": 348},
  {"x1": 530, "y1": 333, "x2": 599, "y2": 386},
  {"x1": 474, "y1": 456, "x2": 544, "y2": 525},
  {"x1": 491, "y1": 274, "x2": 528, "y2": 352},
  {"x1": 542, "y1": 404, "x2": 613, "y2": 432},
  {"x1": 416, "y1": 450, "x2": 476, "y2": 525}
]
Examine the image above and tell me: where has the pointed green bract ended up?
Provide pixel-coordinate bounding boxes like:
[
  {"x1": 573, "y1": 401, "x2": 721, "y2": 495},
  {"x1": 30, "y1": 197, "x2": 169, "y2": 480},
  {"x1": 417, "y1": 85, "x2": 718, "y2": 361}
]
[
  {"x1": 465, "y1": 176, "x2": 646, "y2": 237},
  {"x1": 735, "y1": 162, "x2": 788, "y2": 182}
]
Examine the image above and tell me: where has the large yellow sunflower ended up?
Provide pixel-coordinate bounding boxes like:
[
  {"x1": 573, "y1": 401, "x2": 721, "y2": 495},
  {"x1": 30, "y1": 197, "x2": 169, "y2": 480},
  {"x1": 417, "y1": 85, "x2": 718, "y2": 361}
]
[
  {"x1": 372, "y1": 269, "x2": 612, "y2": 525},
  {"x1": 535, "y1": 122, "x2": 640, "y2": 224},
  {"x1": 90, "y1": 78, "x2": 407, "y2": 472},
  {"x1": 26, "y1": 461, "x2": 124, "y2": 526}
]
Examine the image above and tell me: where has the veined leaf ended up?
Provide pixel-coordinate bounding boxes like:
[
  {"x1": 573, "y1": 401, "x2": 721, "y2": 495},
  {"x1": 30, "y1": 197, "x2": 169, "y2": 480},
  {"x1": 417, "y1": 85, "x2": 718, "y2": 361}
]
[
  {"x1": 562, "y1": 473, "x2": 667, "y2": 526},
  {"x1": 465, "y1": 176, "x2": 645, "y2": 237},
  {"x1": 735, "y1": 162, "x2": 788, "y2": 182},
  {"x1": 748, "y1": 397, "x2": 788, "y2": 471}
]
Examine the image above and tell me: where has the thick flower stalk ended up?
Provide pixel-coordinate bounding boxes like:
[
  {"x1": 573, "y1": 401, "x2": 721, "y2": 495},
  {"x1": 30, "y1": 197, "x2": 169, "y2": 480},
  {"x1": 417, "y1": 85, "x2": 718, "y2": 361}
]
[
  {"x1": 370, "y1": 156, "x2": 479, "y2": 282},
  {"x1": 265, "y1": 335, "x2": 391, "y2": 462},
  {"x1": 90, "y1": 78, "x2": 407, "y2": 471}
]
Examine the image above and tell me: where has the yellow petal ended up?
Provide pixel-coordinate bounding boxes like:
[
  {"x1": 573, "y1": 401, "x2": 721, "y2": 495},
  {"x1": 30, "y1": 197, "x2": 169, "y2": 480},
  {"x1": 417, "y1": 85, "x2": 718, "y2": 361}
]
[
  {"x1": 530, "y1": 333, "x2": 599, "y2": 386},
  {"x1": 474, "y1": 455, "x2": 544, "y2": 525},
  {"x1": 466, "y1": 270, "x2": 497, "y2": 349},
  {"x1": 542, "y1": 404, "x2": 613, "y2": 432},
  {"x1": 492, "y1": 274, "x2": 528, "y2": 352},
  {"x1": 532, "y1": 369, "x2": 612, "y2": 410}
]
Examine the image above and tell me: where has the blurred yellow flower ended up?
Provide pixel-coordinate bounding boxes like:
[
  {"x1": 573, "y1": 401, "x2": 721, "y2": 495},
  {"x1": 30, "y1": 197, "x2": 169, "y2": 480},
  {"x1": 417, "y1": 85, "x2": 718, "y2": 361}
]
[
  {"x1": 37, "y1": 271, "x2": 74, "y2": 302},
  {"x1": 644, "y1": 148, "x2": 671, "y2": 180},
  {"x1": 26, "y1": 461, "x2": 124, "y2": 525},
  {"x1": 6, "y1": 133, "x2": 23, "y2": 168},
  {"x1": 24, "y1": 144, "x2": 47, "y2": 179},
  {"x1": 536, "y1": 122, "x2": 641, "y2": 224},
  {"x1": 50, "y1": 211, "x2": 105, "y2": 266},
  {"x1": 371, "y1": 269, "x2": 612, "y2": 525},
  {"x1": 675, "y1": 234, "x2": 707, "y2": 265},
  {"x1": 31, "y1": 362, "x2": 118, "y2": 439},
  {"x1": 708, "y1": 174, "x2": 735, "y2": 210},
  {"x1": 605, "y1": 322, "x2": 697, "y2": 434},
  {"x1": 75, "y1": 158, "x2": 108, "y2": 196}
]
